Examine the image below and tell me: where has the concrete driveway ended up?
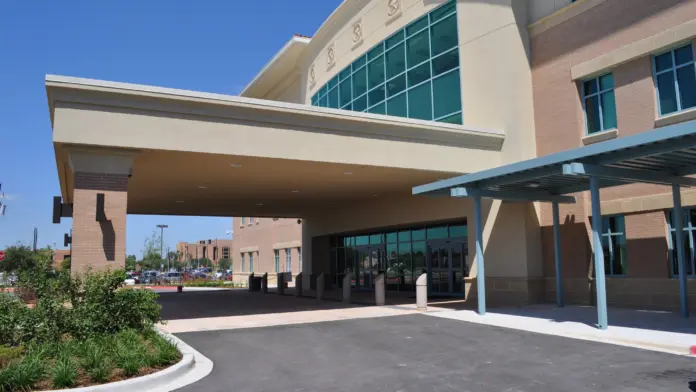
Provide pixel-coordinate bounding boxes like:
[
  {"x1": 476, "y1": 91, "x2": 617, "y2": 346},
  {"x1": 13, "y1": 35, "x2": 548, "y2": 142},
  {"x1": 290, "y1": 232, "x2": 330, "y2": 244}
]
[{"x1": 174, "y1": 314, "x2": 696, "y2": 392}]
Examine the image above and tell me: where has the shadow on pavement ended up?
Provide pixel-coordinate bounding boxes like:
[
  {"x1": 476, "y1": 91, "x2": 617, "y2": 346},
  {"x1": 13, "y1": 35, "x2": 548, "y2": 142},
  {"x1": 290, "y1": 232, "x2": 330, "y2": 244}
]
[{"x1": 157, "y1": 289, "x2": 367, "y2": 320}]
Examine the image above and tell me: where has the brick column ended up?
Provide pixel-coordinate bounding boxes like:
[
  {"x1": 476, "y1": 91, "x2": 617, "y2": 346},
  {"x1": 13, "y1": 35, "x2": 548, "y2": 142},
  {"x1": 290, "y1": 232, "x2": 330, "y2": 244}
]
[{"x1": 68, "y1": 151, "x2": 134, "y2": 273}]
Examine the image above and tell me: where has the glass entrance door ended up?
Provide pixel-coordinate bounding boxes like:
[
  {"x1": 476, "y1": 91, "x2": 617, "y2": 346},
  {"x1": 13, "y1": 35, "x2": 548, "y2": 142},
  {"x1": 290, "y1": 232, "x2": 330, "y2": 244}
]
[
  {"x1": 355, "y1": 245, "x2": 386, "y2": 290},
  {"x1": 427, "y1": 240, "x2": 466, "y2": 295}
]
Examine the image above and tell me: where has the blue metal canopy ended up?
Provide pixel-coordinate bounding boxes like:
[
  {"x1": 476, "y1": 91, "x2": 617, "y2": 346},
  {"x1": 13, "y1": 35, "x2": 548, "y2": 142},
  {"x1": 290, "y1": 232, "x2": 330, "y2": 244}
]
[
  {"x1": 413, "y1": 119, "x2": 696, "y2": 329},
  {"x1": 413, "y1": 119, "x2": 696, "y2": 200}
]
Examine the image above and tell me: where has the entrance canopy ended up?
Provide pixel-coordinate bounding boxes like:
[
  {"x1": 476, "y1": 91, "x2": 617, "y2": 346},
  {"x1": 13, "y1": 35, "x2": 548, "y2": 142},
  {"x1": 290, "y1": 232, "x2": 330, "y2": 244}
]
[
  {"x1": 413, "y1": 120, "x2": 696, "y2": 329},
  {"x1": 414, "y1": 120, "x2": 696, "y2": 201}
]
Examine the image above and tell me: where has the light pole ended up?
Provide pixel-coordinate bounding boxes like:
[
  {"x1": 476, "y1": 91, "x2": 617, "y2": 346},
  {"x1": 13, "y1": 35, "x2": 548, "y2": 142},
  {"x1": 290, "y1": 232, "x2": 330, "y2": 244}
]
[{"x1": 156, "y1": 224, "x2": 168, "y2": 271}]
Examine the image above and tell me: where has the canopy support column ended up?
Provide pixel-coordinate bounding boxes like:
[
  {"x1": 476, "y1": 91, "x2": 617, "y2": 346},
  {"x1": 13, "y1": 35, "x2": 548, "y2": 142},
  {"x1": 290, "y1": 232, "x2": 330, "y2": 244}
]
[
  {"x1": 473, "y1": 195, "x2": 486, "y2": 315},
  {"x1": 672, "y1": 183, "x2": 690, "y2": 318},
  {"x1": 552, "y1": 201, "x2": 564, "y2": 307},
  {"x1": 590, "y1": 177, "x2": 608, "y2": 329}
]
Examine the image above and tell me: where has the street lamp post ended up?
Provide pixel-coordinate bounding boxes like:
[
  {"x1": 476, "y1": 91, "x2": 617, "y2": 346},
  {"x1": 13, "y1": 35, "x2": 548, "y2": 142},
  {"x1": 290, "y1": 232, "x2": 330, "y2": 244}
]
[{"x1": 156, "y1": 224, "x2": 168, "y2": 271}]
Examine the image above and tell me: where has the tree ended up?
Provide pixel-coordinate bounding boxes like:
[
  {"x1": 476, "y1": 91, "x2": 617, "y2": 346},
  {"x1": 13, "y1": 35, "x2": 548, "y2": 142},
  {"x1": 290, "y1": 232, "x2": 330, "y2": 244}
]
[
  {"x1": 218, "y1": 258, "x2": 232, "y2": 271},
  {"x1": 60, "y1": 257, "x2": 71, "y2": 272},
  {"x1": 198, "y1": 258, "x2": 212, "y2": 268},
  {"x1": 140, "y1": 231, "x2": 163, "y2": 270},
  {"x1": 125, "y1": 255, "x2": 137, "y2": 271},
  {"x1": 1, "y1": 244, "x2": 35, "y2": 272}
]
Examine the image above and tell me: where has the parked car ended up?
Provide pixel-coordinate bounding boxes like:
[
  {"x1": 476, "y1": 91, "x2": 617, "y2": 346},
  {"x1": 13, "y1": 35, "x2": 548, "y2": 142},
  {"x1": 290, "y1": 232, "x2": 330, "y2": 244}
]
[
  {"x1": 141, "y1": 270, "x2": 158, "y2": 284},
  {"x1": 124, "y1": 272, "x2": 137, "y2": 286},
  {"x1": 161, "y1": 272, "x2": 181, "y2": 284}
]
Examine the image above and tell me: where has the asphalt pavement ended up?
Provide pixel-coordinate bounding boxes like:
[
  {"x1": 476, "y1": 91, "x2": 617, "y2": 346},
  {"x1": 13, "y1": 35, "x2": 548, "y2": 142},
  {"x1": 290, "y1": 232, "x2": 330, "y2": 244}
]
[{"x1": 174, "y1": 313, "x2": 696, "y2": 392}]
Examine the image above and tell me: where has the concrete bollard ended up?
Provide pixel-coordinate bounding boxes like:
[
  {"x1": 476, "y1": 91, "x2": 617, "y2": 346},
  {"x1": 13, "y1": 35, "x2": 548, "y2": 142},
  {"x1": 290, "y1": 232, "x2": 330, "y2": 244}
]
[
  {"x1": 248, "y1": 273, "x2": 255, "y2": 292},
  {"x1": 262, "y1": 273, "x2": 268, "y2": 294},
  {"x1": 416, "y1": 273, "x2": 427, "y2": 311},
  {"x1": 342, "y1": 274, "x2": 351, "y2": 303},
  {"x1": 317, "y1": 273, "x2": 325, "y2": 300},
  {"x1": 375, "y1": 273, "x2": 385, "y2": 306},
  {"x1": 295, "y1": 273, "x2": 303, "y2": 297},
  {"x1": 277, "y1": 273, "x2": 285, "y2": 295}
]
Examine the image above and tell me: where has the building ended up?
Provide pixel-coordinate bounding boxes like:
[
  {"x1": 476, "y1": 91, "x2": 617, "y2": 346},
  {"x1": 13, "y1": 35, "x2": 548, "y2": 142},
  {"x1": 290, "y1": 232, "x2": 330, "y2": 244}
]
[
  {"x1": 176, "y1": 239, "x2": 233, "y2": 267},
  {"x1": 46, "y1": 0, "x2": 696, "y2": 314},
  {"x1": 232, "y1": 217, "x2": 302, "y2": 284},
  {"x1": 53, "y1": 249, "x2": 71, "y2": 269}
]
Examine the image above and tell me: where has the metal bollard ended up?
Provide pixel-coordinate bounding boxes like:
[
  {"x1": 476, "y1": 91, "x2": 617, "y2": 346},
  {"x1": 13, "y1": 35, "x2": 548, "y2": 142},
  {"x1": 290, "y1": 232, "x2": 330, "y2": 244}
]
[
  {"x1": 277, "y1": 273, "x2": 285, "y2": 295},
  {"x1": 375, "y1": 273, "x2": 385, "y2": 306},
  {"x1": 317, "y1": 273, "x2": 325, "y2": 300},
  {"x1": 262, "y1": 273, "x2": 268, "y2": 294},
  {"x1": 416, "y1": 273, "x2": 427, "y2": 311},
  {"x1": 248, "y1": 273, "x2": 255, "y2": 292},
  {"x1": 342, "y1": 274, "x2": 351, "y2": 303}
]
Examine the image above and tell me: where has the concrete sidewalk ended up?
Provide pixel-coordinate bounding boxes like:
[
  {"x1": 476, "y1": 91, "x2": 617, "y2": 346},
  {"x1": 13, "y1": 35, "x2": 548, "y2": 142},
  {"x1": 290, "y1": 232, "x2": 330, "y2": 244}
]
[{"x1": 425, "y1": 304, "x2": 696, "y2": 356}]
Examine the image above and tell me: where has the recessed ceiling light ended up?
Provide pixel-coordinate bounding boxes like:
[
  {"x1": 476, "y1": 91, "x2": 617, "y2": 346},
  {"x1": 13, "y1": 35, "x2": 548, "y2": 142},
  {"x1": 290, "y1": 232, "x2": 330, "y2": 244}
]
[
  {"x1": 291, "y1": 190, "x2": 300, "y2": 193},
  {"x1": 229, "y1": 164, "x2": 243, "y2": 168},
  {"x1": 198, "y1": 186, "x2": 207, "y2": 189},
  {"x1": 372, "y1": 194, "x2": 378, "y2": 197},
  {"x1": 175, "y1": 200, "x2": 185, "y2": 203},
  {"x1": 256, "y1": 203, "x2": 264, "y2": 206},
  {"x1": 344, "y1": 172, "x2": 353, "y2": 175}
]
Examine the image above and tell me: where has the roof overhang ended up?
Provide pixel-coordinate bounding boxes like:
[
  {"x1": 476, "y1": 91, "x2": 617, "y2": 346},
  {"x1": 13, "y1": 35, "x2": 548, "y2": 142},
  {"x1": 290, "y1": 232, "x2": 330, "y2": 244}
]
[
  {"x1": 46, "y1": 75, "x2": 505, "y2": 217},
  {"x1": 239, "y1": 35, "x2": 310, "y2": 98}
]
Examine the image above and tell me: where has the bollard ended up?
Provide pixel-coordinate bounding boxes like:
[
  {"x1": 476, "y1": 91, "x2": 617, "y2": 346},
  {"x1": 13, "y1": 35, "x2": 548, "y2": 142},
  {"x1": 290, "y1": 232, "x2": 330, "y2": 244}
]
[
  {"x1": 375, "y1": 273, "x2": 385, "y2": 306},
  {"x1": 177, "y1": 285, "x2": 183, "y2": 293},
  {"x1": 277, "y1": 273, "x2": 285, "y2": 295},
  {"x1": 416, "y1": 273, "x2": 427, "y2": 311},
  {"x1": 342, "y1": 274, "x2": 351, "y2": 303},
  {"x1": 295, "y1": 273, "x2": 303, "y2": 297},
  {"x1": 317, "y1": 273, "x2": 325, "y2": 300},
  {"x1": 262, "y1": 273, "x2": 268, "y2": 294},
  {"x1": 248, "y1": 273, "x2": 255, "y2": 292}
]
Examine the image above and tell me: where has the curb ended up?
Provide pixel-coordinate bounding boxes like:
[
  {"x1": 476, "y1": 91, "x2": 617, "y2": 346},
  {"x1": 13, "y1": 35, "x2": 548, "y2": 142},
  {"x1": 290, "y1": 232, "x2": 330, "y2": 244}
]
[{"x1": 46, "y1": 330, "x2": 213, "y2": 392}]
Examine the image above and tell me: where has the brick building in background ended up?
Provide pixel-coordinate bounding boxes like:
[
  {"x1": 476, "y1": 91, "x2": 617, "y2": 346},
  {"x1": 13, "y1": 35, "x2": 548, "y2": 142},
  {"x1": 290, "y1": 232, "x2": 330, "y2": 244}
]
[{"x1": 176, "y1": 239, "x2": 233, "y2": 268}]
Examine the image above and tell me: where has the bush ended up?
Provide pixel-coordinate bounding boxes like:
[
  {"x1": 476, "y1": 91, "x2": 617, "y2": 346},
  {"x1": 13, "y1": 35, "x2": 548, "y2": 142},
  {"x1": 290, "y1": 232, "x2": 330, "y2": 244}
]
[
  {"x1": 51, "y1": 356, "x2": 78, "y2": 389},
  {"x1": 79, "y1": 339, "x2": 113, "y2": 383}
]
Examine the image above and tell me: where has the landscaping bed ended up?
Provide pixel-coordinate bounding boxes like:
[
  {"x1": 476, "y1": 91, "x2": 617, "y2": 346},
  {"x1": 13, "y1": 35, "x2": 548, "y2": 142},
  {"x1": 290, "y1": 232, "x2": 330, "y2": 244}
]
[{"x1": 0, "y1": 253, "x2": 181, "y2": 391}]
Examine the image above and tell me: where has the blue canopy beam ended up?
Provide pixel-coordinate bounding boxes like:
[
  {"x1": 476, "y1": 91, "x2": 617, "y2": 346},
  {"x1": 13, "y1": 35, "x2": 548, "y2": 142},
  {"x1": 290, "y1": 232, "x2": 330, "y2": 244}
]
[
  {"x1": 563, "y1": 162, "x2": 696, "y2": 187},
  {"x1": 450, "y1": 187, "x2": 575, "y2": 204}
]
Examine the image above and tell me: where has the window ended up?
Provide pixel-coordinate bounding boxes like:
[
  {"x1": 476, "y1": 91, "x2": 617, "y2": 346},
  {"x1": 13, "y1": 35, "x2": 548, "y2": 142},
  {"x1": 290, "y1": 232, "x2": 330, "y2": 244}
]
[
  {"x1": 285, "y1": 249, "x2": 292, "y2": 272},
  {"x1": 311, "y1": 0, "x2": 461, "y2": 124},
  {"x1": 666, "y1": 209, "x2": 696, "y2": 277},
  {"x1": 600, "y1": 215, "x2": 627, "y2": 276},
  {"x1": 213, "y1": 247, "x2": 218, "y2": 261},
  {"x1": 274, "y1": 250, "x2": 280, "y2": 272},
  {"x1": 222, "y1": 247, "x2": 230, "y2": 259},
  {"x1": 249, "y1": 252, "x2": 254, "y2": 272},
  {"x1": 248, "y1": 218, "x2": 253, "y2": 226},
  {"x1": 298, "y1": 247, "x2": 302, "y2": 272},
  {"x1": 241, "y1": 254, "x2": 245, "y2": 272},
  {"x1": 241, "y1": 217, "x2": 246, "y2": 225},
  {"x1": 582, "y1": 73, "x2": 617, "y2": 134},
  {"x1": 654, "y1": 44, "x2": 696, "y2": 116}
]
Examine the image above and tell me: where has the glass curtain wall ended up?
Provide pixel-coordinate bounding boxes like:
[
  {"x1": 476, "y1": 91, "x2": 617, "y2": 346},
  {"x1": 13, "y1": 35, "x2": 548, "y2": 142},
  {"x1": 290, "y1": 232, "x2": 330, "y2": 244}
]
[
  {"x1": 311, "y1": 0, "x2": 461, "y2": 124},
  {"x1": 329, "y1": 222, "x2": 467, "y2": 292}
]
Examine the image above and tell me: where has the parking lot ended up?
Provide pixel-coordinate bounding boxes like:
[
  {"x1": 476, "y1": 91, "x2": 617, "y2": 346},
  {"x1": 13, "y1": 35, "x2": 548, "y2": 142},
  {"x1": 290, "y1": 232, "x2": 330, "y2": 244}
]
[{"x1": 162, "y1": 292, "x2": 696, "y2": 392}]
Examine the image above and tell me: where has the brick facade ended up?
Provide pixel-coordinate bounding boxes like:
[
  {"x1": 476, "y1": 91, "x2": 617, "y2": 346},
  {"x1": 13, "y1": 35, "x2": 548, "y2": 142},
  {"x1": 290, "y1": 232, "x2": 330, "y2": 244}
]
[
  {"x1": 532, "y1": 0, "x2": 696, "y2": 311},
  {"x1": 70, "y1": 172, "x2": 128, "y2": 273}
]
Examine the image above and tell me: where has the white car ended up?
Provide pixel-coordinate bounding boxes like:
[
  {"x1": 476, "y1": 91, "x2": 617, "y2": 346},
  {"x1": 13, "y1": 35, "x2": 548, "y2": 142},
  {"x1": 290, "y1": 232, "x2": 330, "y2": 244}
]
[{"x1": 124, "y1": 273, "x2": 136, "y2": 286}]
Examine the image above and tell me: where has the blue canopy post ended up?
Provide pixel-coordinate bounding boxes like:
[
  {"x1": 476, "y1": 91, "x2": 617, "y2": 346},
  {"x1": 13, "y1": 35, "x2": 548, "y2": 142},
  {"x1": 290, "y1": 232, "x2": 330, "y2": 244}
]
[
  {"x1": 589, "y1": 177, "x2": 608, "y2": 330},
  {"x1": 672, "y1": 184, "x2": 690, "y2": 318},
  {"x1": 473, "y1": 195, "x2": 486, "y2": 315},
  {"x1": 552, "y1": 201, "x2": 564, "y2": 308}
]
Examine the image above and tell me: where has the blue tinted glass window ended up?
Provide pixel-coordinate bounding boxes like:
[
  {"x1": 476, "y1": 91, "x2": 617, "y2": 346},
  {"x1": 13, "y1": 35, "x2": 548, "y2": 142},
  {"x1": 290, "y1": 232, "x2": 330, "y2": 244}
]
[
  {"x1": 582, "y1": 73, "x2": 617, "y2": 134},
  {"x1": 310, "y1": 0, "x2": 460, "y2": 122},
  {"x1": 654, "y1": 45, "x2": 696, "y2": 115}
]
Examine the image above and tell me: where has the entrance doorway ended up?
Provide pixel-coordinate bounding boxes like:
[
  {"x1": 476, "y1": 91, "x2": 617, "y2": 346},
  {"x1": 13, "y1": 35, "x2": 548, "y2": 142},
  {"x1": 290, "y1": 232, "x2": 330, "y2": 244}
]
[
  {"x1": 355, "y1": 245, "x2": 386, "y2": 290},
  {"x1": 427, "y1": 239, "x2": 467, "y2": 296}
]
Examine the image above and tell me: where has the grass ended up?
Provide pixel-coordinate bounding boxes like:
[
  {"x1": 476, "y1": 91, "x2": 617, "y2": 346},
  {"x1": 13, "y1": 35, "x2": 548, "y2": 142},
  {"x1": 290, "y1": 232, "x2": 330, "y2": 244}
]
[{"x1": 0, "y1": 329, "x2": 181, "y2": 391}]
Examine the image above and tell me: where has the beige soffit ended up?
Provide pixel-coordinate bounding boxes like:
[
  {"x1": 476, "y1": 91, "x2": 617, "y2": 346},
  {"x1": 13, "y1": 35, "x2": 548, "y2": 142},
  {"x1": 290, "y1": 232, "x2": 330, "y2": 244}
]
[
  {"x1": 571, "y1": 19, "x2": 696, "y2": 80},
  {"x1": 273, "y1": 241, "x2": 302, "y2": 250},
  {"x1": 528, "y1": 0, "x2": 607, "y2": 37},
  {"x1": 45, "y1": 75, "x2": 505, "y2": 150},
  {"x1": 240, "y1": 35, "x2": 310, "y2": 98},
  {"x1": 240, "y1": 246, "x2": 259, "y2": 253}
]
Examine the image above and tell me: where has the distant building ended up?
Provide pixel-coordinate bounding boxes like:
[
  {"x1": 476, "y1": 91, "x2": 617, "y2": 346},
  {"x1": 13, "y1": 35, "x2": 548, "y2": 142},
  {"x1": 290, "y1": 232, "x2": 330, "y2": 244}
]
[
  {"x1": 54, "y1": 249, "x2": 71, "y2": 269},
  {"x1": 176, "y1": 239, "x2": 233, "y2": 267}
]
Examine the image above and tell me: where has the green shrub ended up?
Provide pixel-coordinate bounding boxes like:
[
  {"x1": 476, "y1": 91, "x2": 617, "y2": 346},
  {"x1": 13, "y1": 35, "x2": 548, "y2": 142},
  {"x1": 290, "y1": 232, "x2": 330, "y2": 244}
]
[
  {"x1": 0, "y1": 293, "x2": 31, "y2": 346},
  {"x1": 13, "y1": 354, "x2": 44, "y2": 389},
  {"x1": 0, "y1": 360, "x2": 20, "y2": 391},
  {"x1": 51, "y1": 356, "x2": 78, "y2": 389},
  {"x1": 0, "y1": 346, "x2": 22, "y2": 368},
  {"x1": 149, "y1": 335, "x2": 179, "y2": 367}
]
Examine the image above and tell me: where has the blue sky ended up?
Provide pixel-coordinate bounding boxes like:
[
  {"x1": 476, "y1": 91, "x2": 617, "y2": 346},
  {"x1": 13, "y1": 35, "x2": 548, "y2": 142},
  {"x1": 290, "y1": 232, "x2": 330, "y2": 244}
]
[{"x1": 0, "y1": 0, "x2": 340, "y2": 258}]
